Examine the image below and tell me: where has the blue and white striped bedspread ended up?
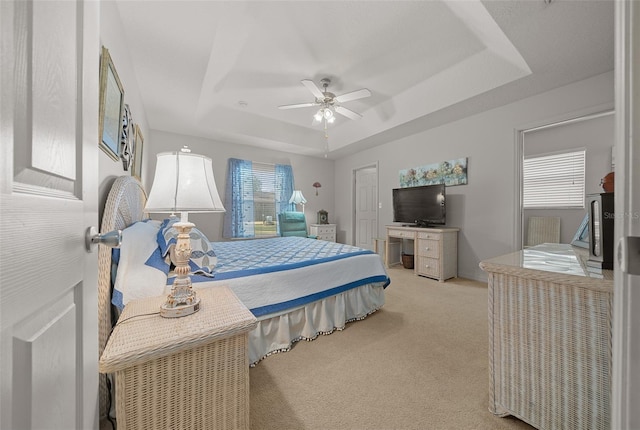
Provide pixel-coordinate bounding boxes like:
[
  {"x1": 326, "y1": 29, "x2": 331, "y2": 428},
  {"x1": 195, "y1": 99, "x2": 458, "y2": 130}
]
[{"x1": 184, "y1": 237, "x2": 390, "y2": 317}]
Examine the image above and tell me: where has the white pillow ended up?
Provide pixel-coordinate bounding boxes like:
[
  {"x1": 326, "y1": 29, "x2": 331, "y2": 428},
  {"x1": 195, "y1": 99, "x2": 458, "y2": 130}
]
[{"x1": 112, "y1": 220, "x2": 169, "y2": 310}]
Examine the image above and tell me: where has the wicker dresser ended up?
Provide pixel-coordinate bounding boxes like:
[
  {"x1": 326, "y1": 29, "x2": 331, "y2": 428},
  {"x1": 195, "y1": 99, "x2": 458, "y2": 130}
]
[
  {"x1": 480, "y1": 244, "x2": 613, "y2": 430},
  {"x1": 99, "y1": 286, "x2": 257, "y2": 430}
]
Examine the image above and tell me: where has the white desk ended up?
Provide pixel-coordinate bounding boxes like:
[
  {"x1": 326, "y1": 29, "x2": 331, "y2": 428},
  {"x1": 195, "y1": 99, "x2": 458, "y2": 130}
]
[{"x1": 385, "y1": 225, "x2": 459, "y2": 282}]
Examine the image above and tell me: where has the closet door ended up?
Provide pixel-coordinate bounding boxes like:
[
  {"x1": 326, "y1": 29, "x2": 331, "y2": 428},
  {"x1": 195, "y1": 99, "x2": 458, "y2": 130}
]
[{"x1": 355, "y1": 165, "x2": 378, "y2": 250}]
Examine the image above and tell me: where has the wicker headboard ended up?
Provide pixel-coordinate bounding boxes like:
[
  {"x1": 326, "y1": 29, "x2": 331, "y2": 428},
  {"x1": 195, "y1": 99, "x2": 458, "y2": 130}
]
[{"x1": 98, "y1": 176, "x2": 147, "y2": 420}]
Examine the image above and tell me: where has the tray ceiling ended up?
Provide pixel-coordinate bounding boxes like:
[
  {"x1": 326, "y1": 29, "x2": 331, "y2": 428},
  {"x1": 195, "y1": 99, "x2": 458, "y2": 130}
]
[{"x1": 116, "y1": 0, "x2": 614, "y2": 159}]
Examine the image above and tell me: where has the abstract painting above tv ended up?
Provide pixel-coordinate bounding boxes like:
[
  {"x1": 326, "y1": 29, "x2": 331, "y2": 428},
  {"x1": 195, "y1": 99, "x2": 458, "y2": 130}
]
[{"x1": 399, "y1": 157, "x2": 468, "y2": 187}]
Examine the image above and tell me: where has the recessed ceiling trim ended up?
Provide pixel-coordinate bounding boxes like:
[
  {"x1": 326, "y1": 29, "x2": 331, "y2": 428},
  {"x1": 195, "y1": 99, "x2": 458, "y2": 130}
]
[
  {"x1": 445, "y1": 0, "x2": 531, "y2": 75},
  {"x1": 329, "y1": 48, "x2": 532, "y2": 151},
  {"x1": 195, "y1": 3, "x2": 254, "y2": 119}
]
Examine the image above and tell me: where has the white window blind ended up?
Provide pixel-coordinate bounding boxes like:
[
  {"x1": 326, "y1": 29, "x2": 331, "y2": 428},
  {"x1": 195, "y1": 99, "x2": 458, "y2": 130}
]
[
  {"x1": 223, "y1": 158, "x2": 294, "y2": 239},
  {"x1": 251, "y1": 162, "x2": 278, "y2": 238},
  {"x1": 523, "y1": 149, "x2": 586, "y2": 209}
]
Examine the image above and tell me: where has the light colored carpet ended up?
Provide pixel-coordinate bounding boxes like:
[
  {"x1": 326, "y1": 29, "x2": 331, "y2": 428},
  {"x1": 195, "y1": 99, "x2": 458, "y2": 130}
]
[{"x1": 249, "y1": 266, "x2": 534, "y2": 430}]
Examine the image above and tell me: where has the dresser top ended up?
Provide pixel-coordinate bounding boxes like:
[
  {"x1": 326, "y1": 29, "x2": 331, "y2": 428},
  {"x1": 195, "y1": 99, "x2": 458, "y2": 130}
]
[{"x1": 480, "y1": 243, "x2": 613, "y2": 288}]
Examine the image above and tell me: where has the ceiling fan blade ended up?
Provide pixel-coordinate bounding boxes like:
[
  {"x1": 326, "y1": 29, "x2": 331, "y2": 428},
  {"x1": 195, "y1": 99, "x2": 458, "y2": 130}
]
[
  {"x1": 335, "y1": 88, "x2": 371, "y2": 103},
  {"x1": 278, "y1": 102, "x2": 318, "y2": 110},
  {"x1": 301, "y1": 79, "x2": 325, "y2": 99},
  {"x1": 335, "y1": 106, "x2": 363, "y2": 120}
]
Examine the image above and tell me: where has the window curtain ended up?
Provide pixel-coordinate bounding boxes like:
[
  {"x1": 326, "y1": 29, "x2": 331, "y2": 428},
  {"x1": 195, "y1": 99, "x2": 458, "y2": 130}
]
[
  {"x1": 276, "y1": 164, "x2": 295, "y2": 235},
  {"x1": 223, "y1": 158, "x2": 295, "y2": 238},
  {"x1": 276, "y1": 163, "x2": 295, "y2": 213},
  {"x1": 223, "y1": 158, "x2": 254, "y2": 238}
]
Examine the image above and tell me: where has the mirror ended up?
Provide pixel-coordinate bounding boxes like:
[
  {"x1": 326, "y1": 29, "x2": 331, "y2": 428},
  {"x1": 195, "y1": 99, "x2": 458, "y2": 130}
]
[{"x1": 517, "y1": 110, "x2": 614, "y2": 249}]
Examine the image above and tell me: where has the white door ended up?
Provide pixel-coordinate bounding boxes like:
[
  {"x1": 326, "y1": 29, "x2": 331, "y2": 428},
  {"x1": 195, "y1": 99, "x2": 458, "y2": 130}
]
[
  {"x1": 611, "y1": 1, "x2": 640, "y2": 428},
  {"x1": 354, "y1": 166, "x2": 378, "y2": 250},
  {"x1": 0, "y1": 1, "x2": 99, "y2": 429}
]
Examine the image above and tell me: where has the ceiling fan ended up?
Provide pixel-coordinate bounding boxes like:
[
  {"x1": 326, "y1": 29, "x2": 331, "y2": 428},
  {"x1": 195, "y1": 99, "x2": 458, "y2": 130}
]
[{"x1": 278, "y1": 78, "x2": 371, "y2": 124}]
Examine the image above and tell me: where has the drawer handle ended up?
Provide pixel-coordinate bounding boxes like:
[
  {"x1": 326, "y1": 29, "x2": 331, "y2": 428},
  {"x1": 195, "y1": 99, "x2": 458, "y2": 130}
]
[
  {"x1": 424, "y1": 264, "x2": 430, "y2": 268},
  {"x1": 424, "y1": 247, "x2": 429, "y2": 251}
]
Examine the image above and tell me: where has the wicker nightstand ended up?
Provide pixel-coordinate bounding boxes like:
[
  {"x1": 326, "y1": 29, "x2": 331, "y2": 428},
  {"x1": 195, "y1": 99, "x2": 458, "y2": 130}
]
[{"x1": 99, "y1": 286, "x2": 257, "y2": 430}]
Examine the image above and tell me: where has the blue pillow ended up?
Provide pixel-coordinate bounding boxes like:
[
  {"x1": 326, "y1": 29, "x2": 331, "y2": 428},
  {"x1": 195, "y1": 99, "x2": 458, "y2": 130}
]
[{"x1": 157, "y1": 217, "x2": 217, "y2": 277}]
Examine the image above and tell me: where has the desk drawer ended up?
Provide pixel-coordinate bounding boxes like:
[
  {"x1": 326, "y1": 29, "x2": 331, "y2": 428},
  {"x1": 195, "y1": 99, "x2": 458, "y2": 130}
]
[
  {"x1": 417, "y1": 256, "x2": 440, "y2": 278},
  {"x1": 417, "y1": 239, "x2": 439, "y2": 258},
  {"x1": 417, "y1": 231, "x2": 441, "y2": 240},
  {"x1": 387, "y1": 229, "x2": 414, "y2": 239}
]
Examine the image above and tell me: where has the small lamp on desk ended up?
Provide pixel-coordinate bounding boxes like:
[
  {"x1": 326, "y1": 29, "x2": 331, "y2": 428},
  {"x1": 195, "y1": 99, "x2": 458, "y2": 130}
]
[{"x1": 145, "y1": 147, "x2": 225, "y2": 318}]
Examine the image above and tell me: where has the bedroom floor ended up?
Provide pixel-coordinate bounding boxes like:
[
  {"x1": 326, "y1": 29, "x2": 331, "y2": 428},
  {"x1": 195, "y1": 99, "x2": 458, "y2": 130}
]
[{"x1": 249, "y1": 266, "x2": 535, "y2": 430}]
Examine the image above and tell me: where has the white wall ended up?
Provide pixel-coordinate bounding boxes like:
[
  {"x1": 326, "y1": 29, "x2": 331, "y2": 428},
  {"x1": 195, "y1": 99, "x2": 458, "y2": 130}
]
[
  {"x1": 146, "y1": 130, "x2": 334, "y2": 242},
  {"x1": 334, "y1": 71, "x2": 614, "y2": 282},
  {"x1": 98, "y1": 1, "x2": 149, "y2": 224}
]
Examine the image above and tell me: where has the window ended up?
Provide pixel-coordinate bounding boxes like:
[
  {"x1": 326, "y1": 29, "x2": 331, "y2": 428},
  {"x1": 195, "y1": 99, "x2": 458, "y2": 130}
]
[
  {"x1": 523, "y1": 149, "x2": 586, "y2": 209},
  {"x1": 223, "y1": 158, "x2": 294, "y2": 238}
]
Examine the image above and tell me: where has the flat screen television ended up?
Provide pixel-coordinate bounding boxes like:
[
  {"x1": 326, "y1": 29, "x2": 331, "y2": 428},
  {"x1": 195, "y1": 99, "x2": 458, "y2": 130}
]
[{"x1": 392, "y1": 184, "x2": 446, "y2": 227}]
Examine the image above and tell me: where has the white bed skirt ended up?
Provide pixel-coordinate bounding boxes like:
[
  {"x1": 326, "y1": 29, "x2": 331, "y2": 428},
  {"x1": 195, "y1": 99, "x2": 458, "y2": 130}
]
[{"x1": 248, "y1": 283, "x2": 386, "y2": 366}]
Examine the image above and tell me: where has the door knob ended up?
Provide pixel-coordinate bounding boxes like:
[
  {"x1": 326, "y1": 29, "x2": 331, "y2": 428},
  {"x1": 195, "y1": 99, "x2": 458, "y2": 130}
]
[
  {"x1": 618, "y1": 236, "x2": 640, "y2": 275},
  {"x1": 85, "y1": 226, "x2": 122, "y2": 252}
]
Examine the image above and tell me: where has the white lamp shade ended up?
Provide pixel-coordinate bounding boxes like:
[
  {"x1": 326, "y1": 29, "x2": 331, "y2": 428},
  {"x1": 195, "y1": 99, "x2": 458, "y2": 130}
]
[
  {"x1": 145, "y1": 151, "x2": 225, "y2": 213},
  {"x1": 289, "y1": 190, "x2": 307, "y2": 205}
]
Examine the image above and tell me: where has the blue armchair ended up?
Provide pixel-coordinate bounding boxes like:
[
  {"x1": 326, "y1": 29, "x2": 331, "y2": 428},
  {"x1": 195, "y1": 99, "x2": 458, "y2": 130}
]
[{"x1": 278, "y1": 211, "x2": 316, "y2": 238}]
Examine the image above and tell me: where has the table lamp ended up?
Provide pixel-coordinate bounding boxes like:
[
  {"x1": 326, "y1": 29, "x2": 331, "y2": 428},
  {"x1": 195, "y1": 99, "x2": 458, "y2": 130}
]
[
  {"x1": 145, "y1": 147, "x2": 225, "y2": 318},
  {"x1": 289, "y1": 190, "x2": 307, "y2": 213}
]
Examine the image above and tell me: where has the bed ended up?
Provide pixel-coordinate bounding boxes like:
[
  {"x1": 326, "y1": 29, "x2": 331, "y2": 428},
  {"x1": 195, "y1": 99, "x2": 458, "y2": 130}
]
[{"x1": 98, "y1": 175, "x2": 390, "y2": 421}]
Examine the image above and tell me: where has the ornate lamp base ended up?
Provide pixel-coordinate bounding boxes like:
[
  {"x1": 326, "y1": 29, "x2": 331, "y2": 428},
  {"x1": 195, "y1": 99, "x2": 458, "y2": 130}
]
[
  {"x1": 160, "y1": 296, "x2": 201, "y2": 318},
  {"x1": 160, "y1": 220, "x2": 202, "y2": 318}
]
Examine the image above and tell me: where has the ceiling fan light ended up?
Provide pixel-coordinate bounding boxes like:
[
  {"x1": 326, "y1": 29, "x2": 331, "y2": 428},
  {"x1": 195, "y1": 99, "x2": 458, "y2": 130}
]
[
  {"x1": 324, "y1": 108, "x2": 333, "y2": 119},
  {"x1": 314, "y1": 111, "x2": 323, "y2": 121},
  {"x1": 327, "y1": 116, "x2": 335, "y2": 124}
]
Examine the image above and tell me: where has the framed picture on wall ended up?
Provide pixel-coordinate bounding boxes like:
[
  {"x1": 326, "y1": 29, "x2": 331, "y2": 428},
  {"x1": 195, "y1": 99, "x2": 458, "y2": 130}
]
[
  {"x1": 131, "y1": 124, "x2": 144, "y2": 180},
  {"x1": 120, "y1": 104, "x2": 133, "y2": 171},
  {"x1": 98, "y1": 46, "x2": 125, "y2": 161}
]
